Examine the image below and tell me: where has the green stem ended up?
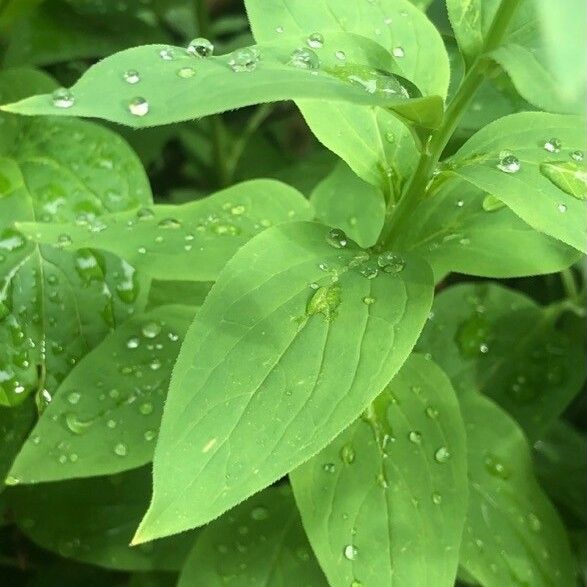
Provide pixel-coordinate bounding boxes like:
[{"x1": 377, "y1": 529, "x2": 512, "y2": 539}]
[
  {"x1": 381, "y1": 0, "x2": 522, "y2": 248},
  {"x1": 560, "y1": 268, "x2": 579, "y2": 299}
]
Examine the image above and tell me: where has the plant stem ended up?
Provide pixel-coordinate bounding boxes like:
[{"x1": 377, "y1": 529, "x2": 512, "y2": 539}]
[
  {"x1": 382, "y1": 0, "x2": 523, "y2": 248},
  {"x1": 560, "y1": 268, "x2": 579, "y2": 299}
]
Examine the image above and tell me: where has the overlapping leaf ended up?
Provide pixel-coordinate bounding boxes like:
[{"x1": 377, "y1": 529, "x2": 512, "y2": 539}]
[
  {"x1": 310, "y1": 161, "x2": 385, "y2": 249},
  {"x1": 398, "y1": 178, "x2": 581, "y2": 280},
  {"x1": 246, "y1": 0, "x2": 447, "y2": 192},
  {"x1": 417, "y1": 283, "x2": 585, "y2": 439},
  {"x1": 444, "y1": 112, "x2": 587, "y2": 253},
  {"x1": 17, "y1": 180, "x2": 313, "y2": 282},
  {"x1": 178, "y1": 485, "x2": 327, "y2": 586},
  {"x1": 0, "y1": 400, "x2": 34, "y2": 487},
  {"x1": 1, "y1": 34, "x2": 443, "y2": 131},
  {"x1": 134, "y1": 221, "x2": 434, "y2": 542},
  {"x1": 8, "y1": 305, "x2": 196, "y2": 484},
  {"x1": 291, "y1": 354, "x2": 467, "y2": 587},
  {"x1": 459, "y1": 393, "x2": 576, "y2": 586},
  {"x1": 9, "y1": 467, "x2": 194, "y2": 571}
]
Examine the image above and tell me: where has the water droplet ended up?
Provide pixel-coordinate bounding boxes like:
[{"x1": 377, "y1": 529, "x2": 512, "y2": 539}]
[
  {"x1": 527, "y1": 512, "x2": 542, "y2": 532},
  {"x1": 289, "y1": 47, "x2": 321, "y2": 70},
  {"x1": 392, "y1": 46, "x2": 405, "y2": 58},
  {"x1": 65, "y1": 412, "x2": 93, "y2": 435},
  {"x1": 113, "y1": 443, "x2": 127, "y2": 457},
  {"x1": 144, "y1": 429, "x2": 156, "y2": 441},
  {"x1": 251, "y1": 506, "x2": 269, "y2": 521},
  {"x1": 307, "y1": 32, "x2": 324, "y2": 49},
  {"x1": 408, "y1": 431, "x2": 422, "y2": 444},
  {"x1": 159, "y1": 47, "x2": 175, "y2": 60},
  {"x1": 139, "y1": 402, "x2": 153, "y2": 415},
  {"x1": 307, "y1": 285, "x2": 341, "y2": 321},
  {"x1": 539, "y1": 161, "x2": 586, "y2": 200},
  {"x1": 484, "y1": 454, "x2": 510, "y2": 479},
  {"x1": 360, "y1": 266, "x2": 378, "y2": 279},
  {"x1": 497, "y1": 154, "x2": 521, "y2": 174},
  {"x1": 58, "y1": 233, "x2": 72, "y2": 247},
  {"x1": 377, "y1": 251, "x2": 405, "y2": 274},
  {"x1": 276, "y1": 26, "x2": 284, "y2": 34},
  {"x1": 455, "y1": 314, "x2": 491, "y2": 358},
  {"x1": 351, "y1": 581, "x2": 363, "y2": 587},
  {"x1": 432, "y1": 492, "x2": 442, "y2": 505},
  {"x1": 340, "y1": 445, "x2": 355, "y2": 464},
  {"x1": 385, "y1": 131, "x2": 395, "y2": 143},
  {"x1": 149, "y1": 358, "x2": 162, "y2": 371},
  {"x1": 67, "y1": 391, "x2": 81, "y2": 405},
  {"x1": 128, "y1": 97, "x2": 149, "y2": 117},
  {"x1": 343, "y1": 544, "x2": 358, "y2": 560},
  {"x1": 158, "y1": 217, "x2": 182, "y2": 229},
  {"x1": 456, "y1": 199, "x2": 464, "y2": 208},
  {"x1": 52, "y1": 88, "x2": 75, "y2": 109},
  {"x1": 482, "y1": 194, "x2": 507, "y2": 212},
  {"x1": 335, "y1": 50, "x2": 346, "y2": 61},
  {"x1": 5, "y1": 475, "x2": 20, "y2": 486},
  {"x1": 123, "y1": 69, "x2": 140, "y2": 84},
  {"x1": 362, "y1": 296, "x2": 376, "y2": 305},
  {"x1": 326, "y1": 228, "x2": 347, "y2": 248},
  {"x1": 323, "y1": 462, "x2": 336, "y2": 473},
  {"x1": 136, "y1": 207, "x2": 154, "y2": 220},
  {"x1": 425, "y1": 406, "x2": 439, "y2": 419},
  {"x1": 177, "y1": 66, "x2": 196, "y2": 79},
  {"x1": 228, "y1": 47, "x2": 260, "y2": 72},
  {"x1": 570, "y1": 150, "x2": 584, "y2": 162},
  {"x1": 187, "y1": 37, "x2": 214, "y2": 58},
  {"x1": 434, "y1": 446, "x2": 451, "y2": 463},
  {"x1": 142, "y1": 322, "x2": 161, "y2": 338},
  {"x1": 558, "y1": 203, "x2": 567, "y2": 213},
  {"x1": 543, "y1": 138, "x2": 562, "y2": 153}
]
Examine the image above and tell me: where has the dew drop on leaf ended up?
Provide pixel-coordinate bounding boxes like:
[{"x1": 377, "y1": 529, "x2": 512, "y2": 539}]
[
  {"x1": 187, "y1": 37, "x2": 214, "y2": 58},
  {"x1": 323, "y1": 462, "x2": 336, "y2": 473},
  {"x1": 326, "y1": 228, "x2": 347, "y2": 248},
  {"x1": 65, "y1": 412, "x2": 94, "y2": 435},
  {"x1": 123, "y1": 69, "x2": 140, "y2": 84},
  {"x1": 340, "y1": 444, "x2": 355, "y2": 464},
  {"x1": 52, "y1": 88, "x2": 75, "y2": 109},
  {"x1": 177, "y1": 67, "x2": 196, "y2": 79},
  {"x1": 250, "y1": 506, "x2": 269, "y2": 521},
  {"x1": 228, "y1": 48, "x2": 260, "y2": 72},
  {"x1": 392, "y1": 46, "x2": 405, "y2": 58},
  {"x1": 434, "y1": 446, "x2": 451, "y2": 463},
  {"x1": 432, "y1": 492, "x2": 442, "y2": 505},
  {"x1": 335, "y1": 50, "x2": 346, "y2": 61},
  {"x1": 408, "y1": 431, "x2": 422, "y2": 444},
  {"x1": 159, "y1": 47, "x2": 175, "y2": 60},
  {"x1": 141, "y1": 321, "x2": 161, "y2": 339},
  {"x1": 543, "y1": 138, "x2": 562, "y2": 153},
  {"x1": 362, "y1": 296, "x2": 376, "y2": 305},
  {"x1": 484, "y1": 453, "x2": 511, "y2": 479},
  {"x1": 570, "y1": 150, "x2": 584, "y2": 162},
  {"x1": 307, "y1": 32, "x2": 324, "y2": 49},
  {"x1": 128, "y1": 97, "x2": 149, "y2": 117},
  {"x1": 343, "y1": 544, "x2": 358, "y2": 560},
  {"x1": 497, "y1": 154, "x2": 521, "y2": 174},
  {"x1": 158, "y1": 217, "x2": 182, "y2": 229},
  {"x1": 289, "y1": 47, "x2": 321, "y2": 70},
  {"x1": 113, "y1": 443, "x2": 128, "y2": 457},
  {"x1": 376, "y1": 251, "x2": 405, "y2": 274}
]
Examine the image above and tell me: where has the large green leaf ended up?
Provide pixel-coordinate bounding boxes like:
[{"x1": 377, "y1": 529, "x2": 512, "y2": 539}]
[
  {"x1": 178, "y1": 485, "x2": 327, "y2": 586},
  {"x1": 8, "y1": 305, "x2": 196, "y2": 485},
  {"x1": 459, "y1": 393, "x2": 576, "y2": 586},
  {"x1": 416, "y1": 283, "x2": 585, "y2": 439},
  {"x1": 310, "y1": 161, "x2": 385, "y2": 249},
  {"x1": 291, "y1": 354, "x2": 467, "y2": 587},
  {"x1": 1, "y1": 35, "x2": 443, "y2": 131},
  {"x1": 16, "y1": 180, "x2": 313, "y2": 282},
  {"x1": 245, "y1": 0, "x2": 447, "y2": 192},
  {"x1": 447, "y1": 0, "x2": 584, "y2": 113},
  {"x1": 398, "y1": 178, "x2": 581, "y2": 280},
  {"x1": 445, "y1": 112, "x2": 587, "y2": 254},
  {"x1": 134, "y1": 221, "x2": 434, "y2": 542},
  {"x1": 534, "y1": 420, "x2": 587, "y2": 525},
  {"x1": 9, "y1": 467, "x2": 194, "y2": 571}
]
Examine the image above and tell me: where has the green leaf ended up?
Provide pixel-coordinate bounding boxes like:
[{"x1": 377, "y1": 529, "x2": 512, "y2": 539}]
[
  {"x1": 0, "y1": 400, "x2": 34, "y2": 487},
  {"x1": 9, "y1": 467, "x2": 194, "y2": 571},
  {"x1": 245, "y1": 0, "x2": 448, "y2": 191},
  {"x1": 445, "y1": 112, "x2": 587, "y2": 254},
  {"x1": 8, "y1": 305, "x2": 196, "y2": 484},
  {"x1": 310, "y1": 161, "x2": 386, "y2": 248},
  {"x1": 534, "y1": 420, "x2": 587, "y2": 525},
  {"x1": 290, "y1": 354, "x2": 467, "y2": 587},
  {"x1": 398, "y1": 178, "x2": 581, "y2": 280},
  {"x1": 178, "y1": 485, "x2": 327, "y2": 587},
  {"x1": 134, "y1": 222, "x2": 434, "y2": 542},
  {"x1": 1, "y1": 35, "x2": 443, "y2": 131},
  {"x1": 417, "y1": 283, "x2": 586, "y2": 439},
  {"x1": 459, "y1": 393, "x2": 576, "y2": 587},
  {"x1": 16, "y1": 180, "x2": 312, "y2": 282},
  {"x1": 447, "y1": 0, "x2": 583, "y2": 113}
]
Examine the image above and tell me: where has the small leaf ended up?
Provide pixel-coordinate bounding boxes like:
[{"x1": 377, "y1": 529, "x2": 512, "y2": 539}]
[
  {"x1": 134, "y1": 222, "x2": 434, "y2": 542},
  {"x1": 178, "y1": 485, "x2": 327, "y2": 587},
  {"x1": 1, "y1": 35, "x2": 443, "y2": 131},
  {"x1": 460, "y1": 393, "x2": 576, "y2": 586},
  {"x1": 310, "y1": 161, "x2": 386, "y2": 248},
  {"x1": 9, "y1": 467, "x2": 194, "y2": 571},
  {"x1": 8, "y1": 305, "x2": 196, "y2": 484},
  {"x1": 291, "y1": 354, "x2": 467, "y2": 587},
  {"x1": 17, "y1": 180, "x2": 312, "y2": 282},
  {"x1": 417, "y1": 283, "x2": 585, "y2": 439},
  {"x1": 445, "y1": 112, "x2": 587, "y2": 253}
]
